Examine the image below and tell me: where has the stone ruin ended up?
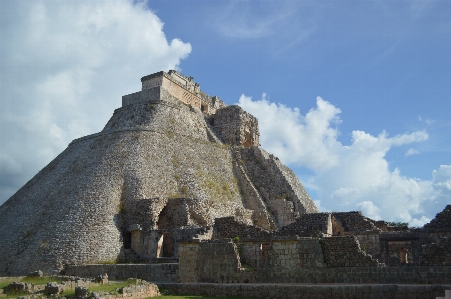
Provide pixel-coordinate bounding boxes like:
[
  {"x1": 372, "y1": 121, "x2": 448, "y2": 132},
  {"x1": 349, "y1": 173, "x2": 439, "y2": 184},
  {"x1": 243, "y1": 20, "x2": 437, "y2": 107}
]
[
  {"x1": 0, "y1": 71, "x2": 450, "y2": 293},
  {"x1": 0, "y1": 70, "x2": 316, "y2": 275}
]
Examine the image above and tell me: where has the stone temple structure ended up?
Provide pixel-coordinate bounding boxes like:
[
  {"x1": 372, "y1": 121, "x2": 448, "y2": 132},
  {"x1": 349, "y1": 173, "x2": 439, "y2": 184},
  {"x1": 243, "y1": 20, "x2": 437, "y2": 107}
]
[
  {"x1": 0, "y1": 70, "x2": 318, "y2": 275},
  {"x1": 1, "y1": 71, "x2": 450, "y2": 295}
]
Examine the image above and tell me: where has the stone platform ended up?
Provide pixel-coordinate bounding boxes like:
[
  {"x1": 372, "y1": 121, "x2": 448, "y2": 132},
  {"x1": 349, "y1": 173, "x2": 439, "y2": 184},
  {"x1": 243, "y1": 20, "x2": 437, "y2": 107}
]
[{"x1": 158, "y1": 282, "x2": 451, "y2": 299}]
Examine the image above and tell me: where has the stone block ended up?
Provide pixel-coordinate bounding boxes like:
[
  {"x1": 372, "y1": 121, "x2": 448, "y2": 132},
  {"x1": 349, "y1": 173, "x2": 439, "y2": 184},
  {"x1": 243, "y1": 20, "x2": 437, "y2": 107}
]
[
  {"x1": 44, "y1": 282, "x2": 64, "y2": 295},
  {"x1": 75, "y1": 286, "x2": 89, "y2": 298}
]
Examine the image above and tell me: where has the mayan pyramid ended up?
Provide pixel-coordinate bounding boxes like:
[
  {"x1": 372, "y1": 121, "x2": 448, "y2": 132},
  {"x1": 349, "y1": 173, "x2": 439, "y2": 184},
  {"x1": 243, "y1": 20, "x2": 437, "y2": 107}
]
[{"x1": 0, "y1": 70, "x2": 318, "y2": 275}]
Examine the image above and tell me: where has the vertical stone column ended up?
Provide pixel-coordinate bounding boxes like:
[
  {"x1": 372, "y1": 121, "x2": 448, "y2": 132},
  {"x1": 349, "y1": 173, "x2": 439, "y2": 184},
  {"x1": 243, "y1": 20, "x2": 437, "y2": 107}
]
[
  {"x1": 400, "y1": 248, "x2": 409, "y2": 264},
  {"x1": 129, "y1": 224, "x2": 142, "y2": 255}
]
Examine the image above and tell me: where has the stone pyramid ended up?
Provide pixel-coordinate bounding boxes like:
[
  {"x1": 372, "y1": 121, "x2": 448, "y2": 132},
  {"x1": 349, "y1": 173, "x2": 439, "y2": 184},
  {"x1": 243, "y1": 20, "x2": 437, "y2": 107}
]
[{"x1": 0, "y1": 70, "x2": 317, "y2": 275}]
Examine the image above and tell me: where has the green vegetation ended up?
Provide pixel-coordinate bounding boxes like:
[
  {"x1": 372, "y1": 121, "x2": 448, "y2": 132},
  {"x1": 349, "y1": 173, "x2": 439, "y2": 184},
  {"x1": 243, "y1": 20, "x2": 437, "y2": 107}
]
[
  {"x1": 148, "y1": 103, "x2": 156, "y2": 111},
  {"x1": 20, "y1": 277, "x2": 62, "y2": 285},
  {"x1": 62, "y1": 280, "x2": 133, "y2": 297},
  {"x1": 240, "y1": 264, "x2": 255, "y2": 272},
  {"x1": 0, "y1": 277, "x2": 63, "y2": 299},
  {"x1": 0, "y1": 278, "x2": 257, "y2": 299},
  {"x1": 361, "y1": 243, "x2": 368, "y2": 253},
  {"x1": 171, "y1": 155, "x2": 181, "y2": 168},
  {"x1": 195, "y1": 170, "x2": 239, "y2": 204}
]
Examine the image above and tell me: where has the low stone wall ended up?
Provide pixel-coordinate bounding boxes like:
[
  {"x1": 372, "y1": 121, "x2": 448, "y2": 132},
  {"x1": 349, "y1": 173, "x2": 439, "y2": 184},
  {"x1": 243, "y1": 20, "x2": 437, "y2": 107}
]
[
  {"x1": 100, "y1": 282, "x2": 160, "y2": 299},
  {"x1": 260, "y1": 266, "x2": 451, "y2": 284},
  {"x1": 64, "y1": 264, "x2": 178, "y2": 282},
  {"x1": 321, "y1": 236, "x2": 379, "y2": 267},
  {"x1": 268, "y1": 237, "x2": 324, "y2": 269},
  {"x1": 158, "y1": 282, "x2": 451, "y2": 299}
]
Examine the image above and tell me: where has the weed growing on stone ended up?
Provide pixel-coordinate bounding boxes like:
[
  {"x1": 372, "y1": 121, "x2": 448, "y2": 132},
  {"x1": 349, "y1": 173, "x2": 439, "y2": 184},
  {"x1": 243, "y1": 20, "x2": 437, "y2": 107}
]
[
  {"x1": 171, "y1": 155, "x2": 181, "y2": 168},
  {"x1": 20, "y1": 276, "x2": 62, "y2": 285}
]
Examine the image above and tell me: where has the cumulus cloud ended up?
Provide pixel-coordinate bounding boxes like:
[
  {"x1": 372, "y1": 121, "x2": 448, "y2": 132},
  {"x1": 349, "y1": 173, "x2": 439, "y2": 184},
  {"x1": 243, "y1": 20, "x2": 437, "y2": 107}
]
[
  {"x1": 356, "y1": 201, "x2": 381, "y2": 220},
  {"x1": 409, "y1": 216, "x2": 431, "y2": 228},
  {"x1": 238, "y1": 94, "x2": 449, "y2": 225},
  {"x1": 405, "y1": 148, "x2": 419, "y2": 156},
  {"x1": 0, "y1": 0, "x2": 191, "y2": 204}
]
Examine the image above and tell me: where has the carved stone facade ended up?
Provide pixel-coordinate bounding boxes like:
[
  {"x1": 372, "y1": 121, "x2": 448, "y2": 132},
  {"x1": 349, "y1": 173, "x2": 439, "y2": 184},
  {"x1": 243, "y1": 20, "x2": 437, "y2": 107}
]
[{"x1": 140, "y1": 70, "x2": 227, "y2": 115}]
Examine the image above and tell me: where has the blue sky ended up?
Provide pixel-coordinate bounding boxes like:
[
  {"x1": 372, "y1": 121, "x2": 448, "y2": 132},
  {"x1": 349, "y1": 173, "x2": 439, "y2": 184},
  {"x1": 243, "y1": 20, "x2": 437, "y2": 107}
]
[{"x1": 0, "y1": 0, "x2": 450, "y2": 226}]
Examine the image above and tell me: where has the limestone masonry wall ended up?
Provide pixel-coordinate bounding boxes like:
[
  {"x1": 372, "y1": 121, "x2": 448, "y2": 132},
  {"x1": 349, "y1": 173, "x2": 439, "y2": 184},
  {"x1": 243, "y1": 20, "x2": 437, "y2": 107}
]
[
  {"x1": 177, "y1": 240, "x2": 451, "y2": 284},
  {"x1": 321, "y1": 236, "x2": 379, "y2": 267},
  {"x1": 421, "y1": 236, "x2": 451, "y2": 266},
  {"x1": 425, "y1": 205, "x2": 451, "y2": 229},
  {"x1": 159, "y1": 283, "x2": 451, "y2": 299},
  {"x1": 139, "y1": 70, "x2": 226, "y2": 114},
  {"x1": 332, "y1": 211, "x2": 379, "y2": 232},
  {"x1": 211, "y1": 106, "x2": 259, "y2": 147},
  {"x1": 64, "y1": 264, "x2": 178, "y2": 282},
  {"x1": 277, "y1": 213, "x2": 331, "y2": 237},
  {"x1": 268, "y1": 237, "x2": 325, "y2": 269},
  {"x1": 236, "y1": 147, "x2": 318, "y2": 228},
  {"x1": 213, "y1": 217, "x2": 272, "y2": 240}
]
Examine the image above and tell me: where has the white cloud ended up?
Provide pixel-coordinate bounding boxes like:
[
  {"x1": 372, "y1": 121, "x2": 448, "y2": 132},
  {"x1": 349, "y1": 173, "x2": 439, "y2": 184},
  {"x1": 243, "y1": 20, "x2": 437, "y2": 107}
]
[
  {"x1": 409, "y1": 216, "x2": 431, "y2": 228},
  {"x1": 433, "y1": 165, "x2": 451, "y2": 191},
  {"x1": 405, "y1": 148, "x2": 419, "y2": 156},
  {"x1": 0, "y1": 0, "x2": 191, "y2": 204},
  {"x1": 356, "y1": 201, "x2": 381, "y2": 220},
  {"x1": 418, "y1": 115, "x2": 435, "y2": 125},
  {"x1": 213, "y1": 1, "x2": 317, "y2": 46},
  {"x1": 238, "y1": 94, "x2": 449, "y2": 224}
]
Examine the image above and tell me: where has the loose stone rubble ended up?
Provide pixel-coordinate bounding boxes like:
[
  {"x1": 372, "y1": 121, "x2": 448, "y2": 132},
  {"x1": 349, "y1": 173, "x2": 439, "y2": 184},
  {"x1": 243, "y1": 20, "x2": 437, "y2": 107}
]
[{"x1": 3, "y1": 276, "x2": 160, "y2": 299}]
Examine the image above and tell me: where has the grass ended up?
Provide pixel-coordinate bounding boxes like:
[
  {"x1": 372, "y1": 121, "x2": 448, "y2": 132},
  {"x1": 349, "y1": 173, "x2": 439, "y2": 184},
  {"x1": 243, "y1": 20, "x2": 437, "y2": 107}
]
[
  {"x1": 195, "y1": 170, "x2": 239, "y2": 204},
  {"x1": 0, "y1": 277, "x2": 63, "y2": 299},
  {"x1": 0, "y1": 278, "x2": 257, "y2": 299},
  {"x1": 62, "y1": 280, "x2": 133, "y2": 297},
  {"x1": 20, "y1": 277, "x2": 62, "y2": 285}
]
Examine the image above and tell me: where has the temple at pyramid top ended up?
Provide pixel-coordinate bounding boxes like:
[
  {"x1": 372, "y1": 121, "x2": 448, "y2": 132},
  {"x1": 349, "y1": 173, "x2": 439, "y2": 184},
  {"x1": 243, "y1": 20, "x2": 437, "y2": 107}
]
[{"x1": 122, "y1": 70, "x2": 227, "y2": 115}]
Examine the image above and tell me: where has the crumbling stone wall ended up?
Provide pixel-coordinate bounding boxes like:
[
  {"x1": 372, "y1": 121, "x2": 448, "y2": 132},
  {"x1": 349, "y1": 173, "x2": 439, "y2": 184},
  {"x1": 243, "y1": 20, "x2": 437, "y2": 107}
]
[
  {"x1": 211, "y1": 105, "x2": 260, "y2": 147},
  {"x1": 213, "y1": 216, "x2": 272, "y2": 240},
  {"x1": 0, "y1": 72, "x2": 319, "y2": 275},
  {"x1": 235, "y1": 146, "x2": 318, "y2": 228},
  {"x1": 332, "y1": 212, "x2": 379, "y2": 233},
  {"x1": 354, "y1": 232, "x2": 380, "y2": 259},
  {"x1": 277, "y1": 213, "x2": 332, "y2": 237},
  {"x1": 320, "y1": 236, "x2": 379, "y2": 267},
  {"x1": 425, "y1": 205, "x2": 451, "y2": 230},
  {"x1": 331, "y1": 215, "x2": 345, "y2": 235}
]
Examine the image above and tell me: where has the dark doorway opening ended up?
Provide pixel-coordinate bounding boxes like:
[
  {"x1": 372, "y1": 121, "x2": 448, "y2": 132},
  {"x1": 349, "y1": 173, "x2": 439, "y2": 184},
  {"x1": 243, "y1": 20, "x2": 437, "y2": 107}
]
[{"x1": 123, "y1": 231, "x2": 131, "y2": 249}]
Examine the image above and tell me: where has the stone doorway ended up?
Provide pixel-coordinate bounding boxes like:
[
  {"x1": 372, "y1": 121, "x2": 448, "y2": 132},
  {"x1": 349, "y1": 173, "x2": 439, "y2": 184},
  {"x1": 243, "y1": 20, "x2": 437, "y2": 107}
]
[{"x1": 161, "y1": 232, "x2": 174, "y2": 257}]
